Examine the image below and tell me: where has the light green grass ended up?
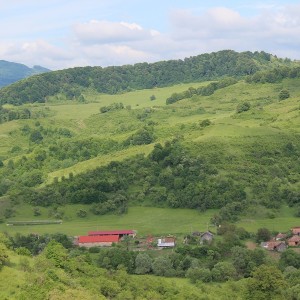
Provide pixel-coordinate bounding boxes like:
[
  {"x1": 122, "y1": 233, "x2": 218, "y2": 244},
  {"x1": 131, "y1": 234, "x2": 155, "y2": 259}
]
[
  {"x1": 237, "y1": 206, "x2": 299, "y2": 232},
  {"x1": 1, "y1": 205, "x2": 217, "y2": 236}
]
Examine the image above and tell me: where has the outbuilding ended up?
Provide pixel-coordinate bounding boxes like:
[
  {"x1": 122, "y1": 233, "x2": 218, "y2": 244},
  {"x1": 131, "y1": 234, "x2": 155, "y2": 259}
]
[{"x1": 77, "y1": 235, "x2": 119, "y2": 247}]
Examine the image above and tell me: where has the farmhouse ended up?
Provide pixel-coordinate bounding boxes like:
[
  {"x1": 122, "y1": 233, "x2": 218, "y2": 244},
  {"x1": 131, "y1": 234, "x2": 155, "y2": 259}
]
[
  {"x1": 157, "y1": 237, "x2": 175, "y2": 248},
  {"x1": 288, "y1": 235, "x2": 300, "y2": 247},
  {"x1": 260, "y1": 241, "x2": 287, "y2": 252},
  {"x1": 77, "y1": 235, "x2": 119, "y2": 247},
  {"x1": 88, "y1": 230, "x2": 136, "y2": 238},
  {"x1": 291, "y1": 227, "x2": 300, "y2": 236}
]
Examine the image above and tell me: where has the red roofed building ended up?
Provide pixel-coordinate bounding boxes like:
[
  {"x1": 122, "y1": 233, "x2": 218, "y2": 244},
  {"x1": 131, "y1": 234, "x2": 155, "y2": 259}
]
[
  {"x1": 288, "y1": 235, "x2": 300, "y2": 247},
  {"x1": 78, "y1": 235, "x2": 119, "y2": 247},
  {"x1": 88, "y1": 230, "x2": 136, "y2": 238},
  {"x1": 260, "y1": 241, "x2": 287, "y2": 252},
  {"x1": 291, "y1": 227, "x2": 300, "y2": 236}
]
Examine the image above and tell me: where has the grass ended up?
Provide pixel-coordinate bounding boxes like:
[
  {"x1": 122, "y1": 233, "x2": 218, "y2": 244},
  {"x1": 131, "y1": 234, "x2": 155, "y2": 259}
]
[
  {"x1": 1, "y1": 204, "x2": 298, "y2": 237},
  {"x1": 237, "y1": 206, "x2": 299, "y2": 232},
  {"x1": 0, "y1": 205, "x2": 217, "y2": 236}
]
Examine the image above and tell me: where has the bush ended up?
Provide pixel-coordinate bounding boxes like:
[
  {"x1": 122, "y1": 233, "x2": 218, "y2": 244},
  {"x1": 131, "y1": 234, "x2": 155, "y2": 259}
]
[
  {"x1": 279, "y1": 89, "x2": 290, "y2": 100},
  {"x1": 236, "y1": 102, "x2": 251, "y2": 113}
]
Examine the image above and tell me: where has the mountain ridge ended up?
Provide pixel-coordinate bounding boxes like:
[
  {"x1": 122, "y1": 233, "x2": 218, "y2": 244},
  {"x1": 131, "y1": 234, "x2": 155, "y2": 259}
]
[{"x1": 0, "y1": 60, "x2": 50, "y2": 88}]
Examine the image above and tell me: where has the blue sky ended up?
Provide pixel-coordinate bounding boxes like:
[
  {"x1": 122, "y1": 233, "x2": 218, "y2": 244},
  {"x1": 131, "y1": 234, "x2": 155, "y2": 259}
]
[{"x1": 0, "y1": 0, "x2": 300, "y2": 69}]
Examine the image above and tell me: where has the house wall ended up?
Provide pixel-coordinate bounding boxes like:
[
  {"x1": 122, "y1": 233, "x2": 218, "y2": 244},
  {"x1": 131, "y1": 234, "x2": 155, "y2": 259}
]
[{"x1": 78, "y1": 242, "x2": 113, "y2": 247}]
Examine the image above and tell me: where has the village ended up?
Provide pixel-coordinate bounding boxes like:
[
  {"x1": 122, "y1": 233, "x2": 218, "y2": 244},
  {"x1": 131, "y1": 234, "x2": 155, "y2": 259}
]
[{"x1": 74, "y1": 226, "x2": 300, "y2": 252}]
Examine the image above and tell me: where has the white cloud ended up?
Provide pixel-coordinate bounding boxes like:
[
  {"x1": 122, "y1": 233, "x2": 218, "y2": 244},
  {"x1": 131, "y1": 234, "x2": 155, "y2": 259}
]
[
  {"x1": 1, "y1": 3, "x2": 300, "y2": 70},
  {"x1": 73, "y1": 20, "x2": 153, "y2": 44}
]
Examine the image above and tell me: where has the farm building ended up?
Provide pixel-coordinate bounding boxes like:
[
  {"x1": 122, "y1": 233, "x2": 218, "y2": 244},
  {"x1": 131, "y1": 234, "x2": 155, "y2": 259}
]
[
  {"x1": 288, "y1": 235, "x2": 300, "y2": 247},
  {"x1": 260, "y1": 241, "x2": 287, "y2": 252},
  {"x1": 157, "y1": 237, "x2": 175, "y2": 248},
  {"x1": 275, "y1": 233, "x2": 287, "y2": 241},
  {"x1": 88, "y1": 230, "x2": 136, "y2": 238},
  {"x1": 200, "y1": 231, "x2": 214, "y2": 244},
  {"x1": 77, "y1": 235, "x2": 119, "y2": 247},
  {"x1": 291, "y1": 227, "x2": 300, "y2": 236}
]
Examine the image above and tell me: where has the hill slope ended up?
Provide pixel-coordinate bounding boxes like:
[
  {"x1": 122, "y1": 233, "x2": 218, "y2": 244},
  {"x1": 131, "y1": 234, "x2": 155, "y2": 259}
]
[
  {"x1": 0, "y1": 60, "x2": 50, "y2": 87},
  {"x1": 0, "y1": 50, "x2": 294, "y2": 105}
]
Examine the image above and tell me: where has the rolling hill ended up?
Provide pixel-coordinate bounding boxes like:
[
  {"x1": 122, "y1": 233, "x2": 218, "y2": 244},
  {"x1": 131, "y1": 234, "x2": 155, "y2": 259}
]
[{"x1": 0, "y1": 50, "x2": 299, "y2": 234}]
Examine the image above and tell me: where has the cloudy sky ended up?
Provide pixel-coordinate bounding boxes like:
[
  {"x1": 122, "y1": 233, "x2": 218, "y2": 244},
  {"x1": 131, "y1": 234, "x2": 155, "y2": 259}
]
[{"x1": 1, "y1": 0, "x2": 300, "y2": 70}]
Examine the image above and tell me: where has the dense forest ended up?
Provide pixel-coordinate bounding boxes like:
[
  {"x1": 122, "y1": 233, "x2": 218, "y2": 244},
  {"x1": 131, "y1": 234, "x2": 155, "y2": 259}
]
[{"x1": 0, "y1": 50, "x2": 294, "y2": 105}]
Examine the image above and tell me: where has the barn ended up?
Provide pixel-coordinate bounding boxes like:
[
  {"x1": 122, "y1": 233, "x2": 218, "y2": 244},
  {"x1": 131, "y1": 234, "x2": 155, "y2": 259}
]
[
  {"x1": 88, "y1": 230, "x2": 136, "y2": 238},
  {"x1": 77, "y1": 235, "x2": 119, "y2": 247}
]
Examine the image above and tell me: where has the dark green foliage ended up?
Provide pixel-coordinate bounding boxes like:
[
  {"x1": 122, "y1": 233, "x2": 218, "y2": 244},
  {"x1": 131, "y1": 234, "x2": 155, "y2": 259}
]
[
  {"x1": 123, "y1": 128, "x2": 155, "y2": 146},
  {"x1": 256, "y1": 228, "x2": 271, "y2": 243},
  {"x1": 279, "y1": 250, "x2": 300, "y2": 269},
  {"x1": 100, "y1": 102, "x2": 124, "y2": 113},
  {"x1": 76, "y1": 209, "x2": 87, "y2": 218},
  {"x1": 245, "y1": 265, "x2": 287, "y2": 300},
  {"x1": 246, "y1": 65, "x2": 300, "y2": 84},
  {"x1": 278, "y1": 89, "x2": 290, "y2": 100},
  {"x1": 200, "y1": 119, "x2": 212, "y2": 127},
  {"x1": 30, "y1": 130, "x2": 43, "y2": 143},
  {"x1": 0, "y1": 243, "x2": 9, "y2": 269},
  {"x1": 236, "y1": 101, "x2": 251, "y2": 113},
  {"x1": 166, "y1": 77, "x2": 238, "y2": 105},
  {"x1": 150, "y1": 95, "x2": 156, "y2": 101},
  {"x1": 0, "y1": 50, "x2": 278, "y2": 105}
]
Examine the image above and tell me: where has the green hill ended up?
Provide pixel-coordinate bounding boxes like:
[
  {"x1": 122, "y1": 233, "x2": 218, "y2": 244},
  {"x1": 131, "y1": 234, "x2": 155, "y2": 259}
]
[
  {"x1": 0, "y1": 60, "x2": 50, "y2": 88},
  {"x1": 0, "y1": 50, "x2": 295, "y2": 105},
  {"x1": 0, "y1": 50, "x2": 299, "y2": 231}
]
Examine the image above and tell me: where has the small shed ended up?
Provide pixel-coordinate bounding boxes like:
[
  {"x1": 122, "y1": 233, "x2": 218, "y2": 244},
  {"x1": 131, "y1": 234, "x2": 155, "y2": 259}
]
[
  {"x1": 157, "y1": 237, "x2": 175, "y2": 248},
  {"x1": 288, "y1": 235, "x2": 300, "y2": 247},
  {"x1": 275, "y1": 233, "x2": 287, "y2": 241},
  {"x1": 200, "y1": 231, "x2": 214, "y2": 244},
  {"x1": 291, "y1": 227, "x2": 300, "y2": 236}
]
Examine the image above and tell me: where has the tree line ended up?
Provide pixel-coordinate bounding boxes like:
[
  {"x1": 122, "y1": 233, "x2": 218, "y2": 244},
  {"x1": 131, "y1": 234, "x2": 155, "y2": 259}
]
[{"x1": 0, "y1": 50, "x2": 282, "y2": 105}]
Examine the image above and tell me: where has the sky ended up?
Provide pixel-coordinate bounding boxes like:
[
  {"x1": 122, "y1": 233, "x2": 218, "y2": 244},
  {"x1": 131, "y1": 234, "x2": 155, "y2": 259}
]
[{"x1": 0, "y1": 0, "x2": 300, "y2": 70}]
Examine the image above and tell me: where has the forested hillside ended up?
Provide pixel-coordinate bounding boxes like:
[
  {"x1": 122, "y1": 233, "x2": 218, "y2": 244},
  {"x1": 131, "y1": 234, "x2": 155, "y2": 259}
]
[
  {"x1": 0, "y1": 60, "x2": 49, "y2": 88},
  {"x1": 0, "y1": 50, "x2": 295, "y2": 105}
]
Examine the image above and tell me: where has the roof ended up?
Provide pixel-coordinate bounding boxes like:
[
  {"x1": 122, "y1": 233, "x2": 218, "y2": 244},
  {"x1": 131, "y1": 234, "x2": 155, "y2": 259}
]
[
  {"x1": 288, "y1": 235, "x2": 300, "y2": 242},
  {"x1": 163, "y1": 237, "x2": 175, "y2": 243},
  {"x1": 291, "y1": 227, "x2": 300, "y2": 234},
  {"x1": 261, "y1": 241, "x2": 286, "y2": 250},
  {"x1": 88, "y1": 230, "x2": 135, "y2": 236},
  {"x1": 78, "y1": 235, "x2": 119, "y2": 243},
  {"x1": 276, "y1": 233, "x2": 287, "y2": 239}
]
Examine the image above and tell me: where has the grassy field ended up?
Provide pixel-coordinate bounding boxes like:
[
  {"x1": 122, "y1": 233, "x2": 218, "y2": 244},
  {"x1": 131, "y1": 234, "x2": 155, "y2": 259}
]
[
  {"x1": 1, "y1": 205, "x2": 217, "y2": 236},
  {"x1": 1, "y1": 204, "x2": 298, "y2": 237}
]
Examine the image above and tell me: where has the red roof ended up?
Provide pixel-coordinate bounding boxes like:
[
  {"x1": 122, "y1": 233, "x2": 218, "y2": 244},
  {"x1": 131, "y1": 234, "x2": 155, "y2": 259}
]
[
  {"x1": 78, "y1": 235, "x2": 119, "y2": 243},
  {"x1": 88, "y1": 230, "x2": 134, "y2": 236},
  {"x1": 291, "y1": 227, "x2": 300, "y2": 235}
]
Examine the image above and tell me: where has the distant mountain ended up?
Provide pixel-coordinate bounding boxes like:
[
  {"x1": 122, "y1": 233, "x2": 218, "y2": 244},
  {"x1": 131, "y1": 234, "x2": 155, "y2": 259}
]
[{"x1": 0, "y1": 60, "x2": 50, "y2": 87}]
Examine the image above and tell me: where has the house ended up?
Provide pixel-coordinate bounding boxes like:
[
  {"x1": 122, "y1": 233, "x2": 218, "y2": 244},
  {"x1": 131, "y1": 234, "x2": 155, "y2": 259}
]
[
  {"x1": 157, "y1": 237, "x2": 175, "y2": 248},
  {"x1": 291, "y1": 227, "x2": 300, "y2": 236},
  {"x1": 288, "y1": 235, "x2": 300, "y2": 247},
  {"x1": 88, "y1": 230, "x2": 136, "y2": 238},
  {"x1": 200, "y1": 231, "x2": 214, "y2": 244},
  {"x1": 275, "y1": 233, "x2": 287, "y2": 241},
  {"x1": 260, "y1": 241, "x2": 287, "y2": 252},
  {"x1": 77, "y1": 235, "x2": 119, "y2": 247}
]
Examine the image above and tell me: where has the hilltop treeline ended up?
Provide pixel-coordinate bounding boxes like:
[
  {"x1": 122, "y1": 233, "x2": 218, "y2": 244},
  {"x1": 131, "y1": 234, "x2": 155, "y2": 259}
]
[{"x1": 0, "y1": 50, "x2": 277, "y2": 105}]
